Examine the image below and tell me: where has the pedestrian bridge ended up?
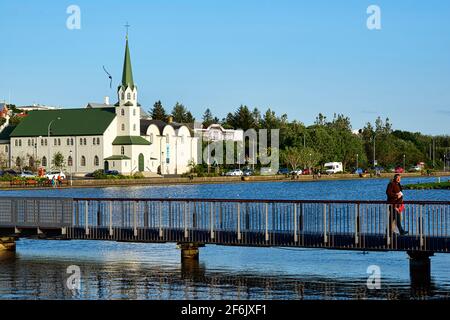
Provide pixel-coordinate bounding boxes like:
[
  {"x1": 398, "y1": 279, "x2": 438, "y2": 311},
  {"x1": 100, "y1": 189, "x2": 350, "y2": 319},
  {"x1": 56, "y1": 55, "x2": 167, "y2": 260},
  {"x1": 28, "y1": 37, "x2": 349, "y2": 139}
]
[{"x1": 0, "y1": 197, "x2": 449, "y2": 283}]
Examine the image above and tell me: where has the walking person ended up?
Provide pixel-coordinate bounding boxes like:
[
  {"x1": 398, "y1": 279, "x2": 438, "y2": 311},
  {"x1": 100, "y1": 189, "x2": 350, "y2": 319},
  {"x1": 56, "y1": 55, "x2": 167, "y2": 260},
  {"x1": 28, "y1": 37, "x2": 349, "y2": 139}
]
[{"x1": 386, "y1": 174, "x2": 408, "y2": 236}]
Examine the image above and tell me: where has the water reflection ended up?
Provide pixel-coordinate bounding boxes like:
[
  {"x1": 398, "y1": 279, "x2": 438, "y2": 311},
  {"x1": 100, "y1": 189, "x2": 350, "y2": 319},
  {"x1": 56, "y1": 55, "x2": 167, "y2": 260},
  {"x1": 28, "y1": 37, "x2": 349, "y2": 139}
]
[{"x1": 1, "y1": 249, "x2": 448, "y2": 300}]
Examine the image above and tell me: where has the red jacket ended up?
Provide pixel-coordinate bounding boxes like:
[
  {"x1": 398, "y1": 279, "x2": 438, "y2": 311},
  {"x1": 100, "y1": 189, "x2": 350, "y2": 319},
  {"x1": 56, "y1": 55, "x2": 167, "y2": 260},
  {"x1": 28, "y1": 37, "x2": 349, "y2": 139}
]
[{"x1": 386, "y1": 181, "x2": 403, "y2": 204}]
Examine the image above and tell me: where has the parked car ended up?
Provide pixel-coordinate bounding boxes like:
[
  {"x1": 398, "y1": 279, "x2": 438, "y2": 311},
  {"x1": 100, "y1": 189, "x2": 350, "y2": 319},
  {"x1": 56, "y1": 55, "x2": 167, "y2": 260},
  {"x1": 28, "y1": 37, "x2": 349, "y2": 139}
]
[
  {"x1": 409, "y1": 165, "x2": 422, "y2": 172},
  {"x1": 290, "y1": 169, "x2": 303, "y2": 176},
  {"x1": 277, "y1": 168, "x2": 290, "y2": 175},
  {"x1": 45, "y1": 171, "x2": 66, "y2": 180},
  {"x1": 243, "y1": 169, "x2": 254, "y2": 176},
  {"x1": 394, "y1": 166, "x2": 404, "y2": 174},
  {"x1": 0, "y1": 169, "x2": 19, "y2": 176},
  {"x1": 225, "y1": 169, "x2": 243, "y2": 176},
  {"x1": 20, "y1": 171, "x2": 36, "y2": 178},
  {"x1": 302, "y1": 168, "x2": 311, "y2": 175},
  {"x1": 105, "y1": 170, "x2": 119, "y2": 176}
]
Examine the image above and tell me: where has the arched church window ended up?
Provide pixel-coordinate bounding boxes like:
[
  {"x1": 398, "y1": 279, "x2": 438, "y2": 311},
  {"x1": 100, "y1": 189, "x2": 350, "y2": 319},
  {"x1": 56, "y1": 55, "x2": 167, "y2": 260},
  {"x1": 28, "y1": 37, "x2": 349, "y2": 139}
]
[
  {"x1": 94, "y1": 156, "x2": 99, "y2": 166},
  {"x1": 80, "y1": 138, "x2": 83, "y2": 145},
  {"x1": 97, "y1": 138, "x2": 100, "y2": 145},
  {"x1": 133, "y1": 109, "x2": 136, "y2": 116},
  {"x1": 121, "y1": 124, "x2": 125, "y2": 131},
  {"x1": 121, "y1": 92, "x2": 125, "y2": 100},
  {"x1": 81, "y1": 156, "x2": 86, "y2": 167},
  {"x1": 42, "y1": 156, "x2": 47, "y2": 167},
  {"x1": 121, "y1": 146, "x2": 125, "y2": 155},
  {"x1": 133, "y1": 93, "x2": 136, "y2": 100},
  {"x1": 67, "y1": 138, "x2": 70, "y2": 145},
  {"x1": 93, "y1": 138, "x2": 96, "y2": 145},
  {"x1": 121, "y1": 109, "x2": 125, "y2": 116},
  {"x1": 127, "y1": 93, "x2": 131, "y2": 100},
  {"x1": 68, "y1": 156, "x2": 73, "y2": 167},
  {"x1": 83, "y1": 138, "x2": 87, "y2": 145},
  {"x1": 133, "y1": 124, "x2": 136, "y2": 131}
]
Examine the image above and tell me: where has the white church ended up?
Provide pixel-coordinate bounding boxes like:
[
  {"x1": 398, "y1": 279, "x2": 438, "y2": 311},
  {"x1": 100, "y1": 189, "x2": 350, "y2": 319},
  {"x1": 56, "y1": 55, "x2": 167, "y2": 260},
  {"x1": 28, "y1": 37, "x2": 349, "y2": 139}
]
[{"x1": 0, "y1": 36, "x2": 198, "y2": 176}]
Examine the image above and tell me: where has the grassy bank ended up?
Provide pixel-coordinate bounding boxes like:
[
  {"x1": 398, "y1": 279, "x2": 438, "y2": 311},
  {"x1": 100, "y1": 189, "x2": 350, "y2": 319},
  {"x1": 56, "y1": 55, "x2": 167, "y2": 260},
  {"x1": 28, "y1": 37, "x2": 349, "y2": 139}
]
[
  {"x1": 0, "y1": 172, "x2": 448, "y2": 191},
  {"x1": 404, "y1": 181, "x2": 450, "y2": 190}
]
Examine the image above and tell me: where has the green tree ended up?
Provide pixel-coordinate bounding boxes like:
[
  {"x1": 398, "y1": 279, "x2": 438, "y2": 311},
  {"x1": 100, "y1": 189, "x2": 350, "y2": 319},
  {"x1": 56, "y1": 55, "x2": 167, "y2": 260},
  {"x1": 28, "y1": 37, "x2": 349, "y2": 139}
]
[
  {"x1": 52, "y1": 152, "x2": 65, "y2": 171},
  {"x1": 150, "y1": 100, "x2": 167, "y2": 121},
  {"x1": 171, "y1": 102, "x2": 195, "y2": 123}
]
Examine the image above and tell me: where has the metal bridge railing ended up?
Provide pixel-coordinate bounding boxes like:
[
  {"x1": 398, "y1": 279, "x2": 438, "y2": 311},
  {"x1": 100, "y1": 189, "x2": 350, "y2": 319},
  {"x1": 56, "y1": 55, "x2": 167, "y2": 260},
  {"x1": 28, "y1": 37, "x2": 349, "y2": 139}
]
[{"x1": 0, "y1": 197, "x2": 448, "y2": 252}]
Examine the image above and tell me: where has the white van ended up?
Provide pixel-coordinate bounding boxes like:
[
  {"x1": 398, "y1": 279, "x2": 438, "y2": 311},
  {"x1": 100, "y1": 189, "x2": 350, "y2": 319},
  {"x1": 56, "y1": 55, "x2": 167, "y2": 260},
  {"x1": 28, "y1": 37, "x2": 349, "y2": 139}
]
[{"x1": 324, "y1": 162, "x2": 343, "y2": 174}]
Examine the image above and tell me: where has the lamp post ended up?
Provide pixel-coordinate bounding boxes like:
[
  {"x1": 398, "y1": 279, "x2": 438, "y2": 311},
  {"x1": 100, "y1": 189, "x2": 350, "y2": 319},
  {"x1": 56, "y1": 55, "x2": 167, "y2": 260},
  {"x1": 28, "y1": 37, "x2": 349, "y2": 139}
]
[
  {"x1": 444, "y1": 154, "x2": 447, "y2": 172},
  {"x1": 309, "y1": 153, "x2": 312, "y2": 173},
  {"x1": 403, "y1": 154, "x2": 406, "y2": 171},
  {"x1": 356, "y1": 153, "x2": 359, "y2": 171},
  {"x1": 69, "y1": 150, "x2": 73, "y2": 186},
  {"x1": 47, "y1": 117, "x2": 61, "y2": 171},
  {"x1": 372, "y1": 133, "x2": 377, "y2": 168}
]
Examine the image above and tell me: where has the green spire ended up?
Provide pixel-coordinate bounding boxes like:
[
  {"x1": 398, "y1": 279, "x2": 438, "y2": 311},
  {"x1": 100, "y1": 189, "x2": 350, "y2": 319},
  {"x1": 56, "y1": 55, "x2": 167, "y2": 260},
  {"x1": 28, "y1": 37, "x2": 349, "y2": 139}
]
[{"x1": 120, "y1": 37, "x2": 135, "y2": 91}]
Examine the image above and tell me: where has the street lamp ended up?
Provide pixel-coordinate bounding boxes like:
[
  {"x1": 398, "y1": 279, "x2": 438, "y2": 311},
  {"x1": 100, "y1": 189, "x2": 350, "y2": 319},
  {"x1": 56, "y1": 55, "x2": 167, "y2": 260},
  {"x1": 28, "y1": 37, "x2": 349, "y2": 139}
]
[
  {"x1": 48, "y1": 117, "x2": 61, "y2": 171},
  {"x1": 403, "y1": 154, "x2": 406, "y2": 171},
  {"x1": 69, "y1": 150, "x2": 73, "y2": 186},
  {"x1": 356, "y1": 153, "x2": 359, "y2": 171},
  {"x1": 372, "y1": 133, "x2": 377, "y2": 168},
  {"x1": 444, "y1": 154, "x2": 447, "y2": 172},
  {"x1": 309, "y1": 153, "x2": 312, "y2": 173}
]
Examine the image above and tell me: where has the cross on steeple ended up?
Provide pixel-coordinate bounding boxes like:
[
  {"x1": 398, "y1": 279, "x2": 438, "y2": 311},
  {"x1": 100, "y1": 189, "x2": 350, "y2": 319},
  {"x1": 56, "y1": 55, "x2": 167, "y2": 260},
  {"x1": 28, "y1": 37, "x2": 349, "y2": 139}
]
[{"x1": 124, "y1": 22, "x2": 131, "y2": 39}]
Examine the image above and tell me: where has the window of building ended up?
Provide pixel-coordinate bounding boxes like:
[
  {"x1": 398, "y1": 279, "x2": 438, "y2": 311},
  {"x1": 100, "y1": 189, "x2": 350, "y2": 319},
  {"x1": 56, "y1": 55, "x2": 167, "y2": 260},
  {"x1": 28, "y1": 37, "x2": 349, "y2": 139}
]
[
  {"x1": 67, "y1": 138, "x2": 70, "y2": 145},
  {"x1": 133, "y1": 109, "x2": 136, "y2": 116},
  {"x1": 133, "y1": 93, "x2": 136, "y2": 100},
  {"x1": 54, "y1": 139, "x2": 57, "y2": 146},
  {"x1": 121, "y1": 92, "x2": 125, "y2": 100},
  {"x1": 121, "y1": 109, "x2": 125, "y2": 116},
  {"x1": 121, "y1": 146, "x2": 125, "y2": 155},
  {"x1": 71, "y1": 138, "x2": 74, "y2": 145},
  {"x1": 121, "y1": 124, "x2": 125, "y2": 131},
  {"x1": 5, "y1": 146, "x2": 8, "y2": 153},
  {"x1": 81, "y1": 156, "x2": 86, "y2": 166},
  {"x1": 68, "y1": 156, "x2": 73, "y2": 167},
  {"x1": 14, "y1": 140, "x2": 17, "y2": 147},
  {"x1": 93, "y1": 138, "x2": 96, "y2": 145},
  {"x1": 80, "y1": 138, "x2": 83, "y2": 145},
  {"x1": 127, "y1": 93, "x2": 131, "y2": 100},
  {"x1": 133, "y1": 124, "x2": 136, "y2": 131},
  {"x1": 83, "y1": 138, "x2": 86, "y2": 145},
  {"x1": 44, "y1": 139, "x2": 47, "y2": 146},
  {"x1": 94, "y1": 156, "x2": 99, "y2": 166},
  {"x1": 42, "y1": 156, "x2": 47, "y2": 167},
  {"x1": 41, "y1": 139, "x2": 44, "y2": 146},
  {"x1": 58, "y1": 138, "x2": 61, "y2": 146},
  {"x1": 28, "y1": 139, "x2": 31, "y2": 147},
  {"x1": 96, "y1": 137, "x2": 100, "y2": 145}
]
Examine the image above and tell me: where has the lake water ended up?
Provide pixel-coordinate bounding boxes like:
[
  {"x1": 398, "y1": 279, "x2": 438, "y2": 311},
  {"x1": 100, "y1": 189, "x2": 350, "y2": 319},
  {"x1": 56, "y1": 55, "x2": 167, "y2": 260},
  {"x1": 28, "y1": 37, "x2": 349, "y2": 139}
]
[{"x1": 0, "y1": 176, "x2": 449, "y2": 300}]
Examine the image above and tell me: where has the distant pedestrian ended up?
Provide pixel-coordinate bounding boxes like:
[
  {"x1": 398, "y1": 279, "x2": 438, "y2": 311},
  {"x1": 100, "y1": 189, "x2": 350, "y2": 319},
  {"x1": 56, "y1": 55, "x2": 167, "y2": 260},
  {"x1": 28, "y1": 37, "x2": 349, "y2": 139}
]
[{"x1": 386, "y1": 174, "x2": 408, "y2": 236}]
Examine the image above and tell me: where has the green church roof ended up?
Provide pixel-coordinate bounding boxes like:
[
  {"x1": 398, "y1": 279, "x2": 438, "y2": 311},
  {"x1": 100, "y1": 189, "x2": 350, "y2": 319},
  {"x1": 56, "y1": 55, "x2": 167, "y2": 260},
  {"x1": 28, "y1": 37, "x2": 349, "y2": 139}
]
[
  {"x1": 104, "y1": 155, "x2": 131, "y2": 160},
  {"x1": 10, "y1": 108, "x2": 116, "y2": 137},
  {"x1": 112, "y1": 136, "x2": 151, "y2": 145},
  {"x1": 119, "y1": 38, "x2": 135, "y2": 91},
  {"x1": 0, "y1": 125, "x2": 16, "y2": 141}
]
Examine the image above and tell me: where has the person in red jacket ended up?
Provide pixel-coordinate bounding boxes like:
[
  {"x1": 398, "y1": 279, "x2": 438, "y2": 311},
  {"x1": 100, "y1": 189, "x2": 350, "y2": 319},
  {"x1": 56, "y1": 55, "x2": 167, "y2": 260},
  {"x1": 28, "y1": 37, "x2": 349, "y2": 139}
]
[{"x1": 386, "y1": 174, "x2": 408, "y2": 236}]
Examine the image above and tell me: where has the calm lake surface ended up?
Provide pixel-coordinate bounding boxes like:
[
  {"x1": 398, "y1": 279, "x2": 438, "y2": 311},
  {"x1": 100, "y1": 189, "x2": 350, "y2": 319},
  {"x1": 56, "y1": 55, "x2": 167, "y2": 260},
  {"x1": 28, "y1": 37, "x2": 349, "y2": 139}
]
[{"x1": 0, "y1": 176, "x2": 449, "y2": 300}]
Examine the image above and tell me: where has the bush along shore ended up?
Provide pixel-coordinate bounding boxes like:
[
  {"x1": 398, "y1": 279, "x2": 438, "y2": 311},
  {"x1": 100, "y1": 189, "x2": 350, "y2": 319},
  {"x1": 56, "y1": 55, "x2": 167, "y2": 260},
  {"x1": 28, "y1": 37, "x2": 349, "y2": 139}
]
[{"x1": 404, "y1": 181, "x2": 450, "y2": 190}]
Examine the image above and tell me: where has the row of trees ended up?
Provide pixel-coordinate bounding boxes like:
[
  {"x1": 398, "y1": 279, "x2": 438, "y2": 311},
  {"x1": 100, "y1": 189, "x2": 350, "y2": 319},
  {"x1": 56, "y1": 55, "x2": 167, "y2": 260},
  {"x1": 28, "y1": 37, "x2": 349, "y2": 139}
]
[{"x1": 148, "y1": 102, "x2": 450, "y2": 171}]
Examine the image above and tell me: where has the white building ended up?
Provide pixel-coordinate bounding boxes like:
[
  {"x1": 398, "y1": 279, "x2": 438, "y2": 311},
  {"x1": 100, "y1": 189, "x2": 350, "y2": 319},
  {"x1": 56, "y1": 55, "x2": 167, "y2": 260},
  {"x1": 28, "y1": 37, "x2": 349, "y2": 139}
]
[
  {"x1": 193, "y1": 123, "x2": 243, "y2": 142},
  {"x1": 0, "y1": 36, "x2": 198, "y2": 176}
]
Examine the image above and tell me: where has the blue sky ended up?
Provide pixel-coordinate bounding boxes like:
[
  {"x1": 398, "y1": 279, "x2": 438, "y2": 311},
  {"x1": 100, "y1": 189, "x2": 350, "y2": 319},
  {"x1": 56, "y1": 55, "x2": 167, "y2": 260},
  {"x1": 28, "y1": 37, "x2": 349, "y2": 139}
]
[{"x1": 1, "y1": 0, "x2": 449, "y2": 135}]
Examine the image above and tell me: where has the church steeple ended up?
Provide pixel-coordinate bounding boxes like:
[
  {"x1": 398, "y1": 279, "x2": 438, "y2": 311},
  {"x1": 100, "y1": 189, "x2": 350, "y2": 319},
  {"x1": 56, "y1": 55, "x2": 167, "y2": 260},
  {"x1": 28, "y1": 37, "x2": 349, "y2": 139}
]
[{"x1": 120, "y1": 37, "x2": 135, "y2": 91}]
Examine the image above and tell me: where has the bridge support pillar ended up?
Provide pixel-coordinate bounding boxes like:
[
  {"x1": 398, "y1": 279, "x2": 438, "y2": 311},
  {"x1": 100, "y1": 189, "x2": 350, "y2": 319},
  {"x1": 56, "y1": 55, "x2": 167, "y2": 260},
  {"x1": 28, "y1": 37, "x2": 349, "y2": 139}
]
[
  {"x1": 407, "y1": 251, "x2": 433, "y2": 287},
  {"x1": 177, "y1": 243, "x2": 204, "y2": 261},
  {"x1": 0, "y1": 237, "x2": 16, "y2": 252}
]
